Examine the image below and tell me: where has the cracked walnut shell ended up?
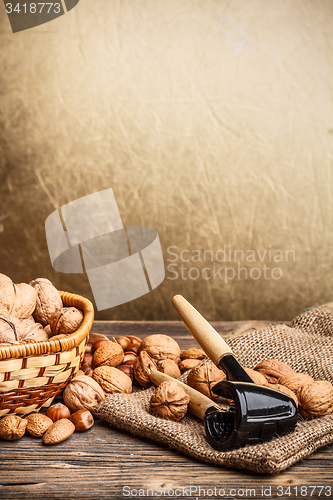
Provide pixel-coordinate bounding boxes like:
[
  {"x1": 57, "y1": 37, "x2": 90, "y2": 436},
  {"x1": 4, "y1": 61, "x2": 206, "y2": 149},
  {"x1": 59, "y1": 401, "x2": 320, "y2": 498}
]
[
  {"x1": 187, "y1": 361, "x2": 226, "y2": 399},
  {"x1": 150, "y1": 380, "x2": 190, "y2": 421},
  {"x1": 29, "y1": 278, "x2": 63, "y2": 326},
  {"x1": 139, "y1": 334, "x2": 181, "y2": 362},
  {"x1": 92, "y1": 341, "x2": 124, "y2": 369},
  {"x1": 254, "y1": 359, "x2": 294, "y2": 384},
  {"x1": 298, "y1": 380, "x2": 333, "y2": 418},
  {"x1": 133, "y1": 351, "x2": 158, "y2": 388},
  {"x1": 92, "y1": 366, "x2": 132, "y2": 393}
]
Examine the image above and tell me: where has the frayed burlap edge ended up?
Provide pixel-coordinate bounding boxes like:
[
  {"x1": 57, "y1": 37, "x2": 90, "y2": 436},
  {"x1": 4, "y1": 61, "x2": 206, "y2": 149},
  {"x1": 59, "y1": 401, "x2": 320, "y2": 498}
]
[{"x1": 94, "y1": 302, "x2": 333, "y2": 474}]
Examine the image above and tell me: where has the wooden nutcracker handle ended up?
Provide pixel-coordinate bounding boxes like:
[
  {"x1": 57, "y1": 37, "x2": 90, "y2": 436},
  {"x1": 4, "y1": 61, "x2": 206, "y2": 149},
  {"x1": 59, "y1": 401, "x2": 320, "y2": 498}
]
[
  {"x1": 172, "y1": 295, "x2": 234, "y2": 366},
  {"x1": 149, "y1": 370, "x2": 219, "y2": 420}
]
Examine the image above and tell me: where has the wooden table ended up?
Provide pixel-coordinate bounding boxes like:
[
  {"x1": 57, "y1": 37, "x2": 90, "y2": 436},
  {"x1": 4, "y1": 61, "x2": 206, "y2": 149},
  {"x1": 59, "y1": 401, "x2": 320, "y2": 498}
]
[{"x1": 1, "y1": 321, "x2": 332, "y2": 500}]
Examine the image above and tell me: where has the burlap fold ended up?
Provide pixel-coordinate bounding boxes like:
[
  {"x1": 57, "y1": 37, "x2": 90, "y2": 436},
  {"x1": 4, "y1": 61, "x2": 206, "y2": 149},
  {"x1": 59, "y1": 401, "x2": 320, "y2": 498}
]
[{"x1": 94, "y1": 303, "x2": 333, "y2": 474}]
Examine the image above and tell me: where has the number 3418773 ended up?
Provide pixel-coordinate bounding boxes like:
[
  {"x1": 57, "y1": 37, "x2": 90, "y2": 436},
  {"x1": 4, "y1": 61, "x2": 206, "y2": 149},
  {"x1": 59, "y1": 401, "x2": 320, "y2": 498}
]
[{"x1": 5, "y1": 3, "x2": 61, "y2": 14}]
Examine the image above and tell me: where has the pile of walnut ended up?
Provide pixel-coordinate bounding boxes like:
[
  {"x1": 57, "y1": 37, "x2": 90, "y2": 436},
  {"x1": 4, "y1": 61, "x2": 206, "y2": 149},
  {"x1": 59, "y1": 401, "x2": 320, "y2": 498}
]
[
  {"x1": 0, "y1": 273, "x2": 84, "y2": 344},
  {"x1": 0, "y1": 404, "x2": 94, "y2": 444},
  {"x1": 65, "y1": 333, "x2": 333, "y2": 424}
]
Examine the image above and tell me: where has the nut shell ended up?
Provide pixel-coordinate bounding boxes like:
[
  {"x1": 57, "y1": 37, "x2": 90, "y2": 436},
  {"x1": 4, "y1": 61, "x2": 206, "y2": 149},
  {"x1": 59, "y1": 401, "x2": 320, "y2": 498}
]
[
  {"x1": 29, "y1": 278, "x2": 63, "y2": 326},
  {"x1": 92, "y1": 342, "x2": 124, "y2": 368},
  {"x1": 179, "y1": 358, "x2": 201, "y2": 372},
  {"x1": 70, "y1": 409, "x2": 94, "y2": 432},
  {"x1": 92, "y1": 366, "x2": 132, "y2": 393},
  {"x1": 63, "y1": 375, "x2": 105, "y2": 412},
  {"x1": 0, "y1": 282, "x2": 37, "y2": 319},
  {"x1": 299, "y1": 380, "x2": 333, "y2": 418},
  {"x1": 150, "y1": 380, "x2": 190, "y2": 421},
  {"x1": 187, "y1": 361, "x2": 226, "y2": 399},
  {"x1": 25, "y1": 413, "x2": 53, "y2": 437},
  {"x1": 244, "y1": 367, "x2": 268, "y2": 386},
  {"x1": 133, "y1": 351, "x2": 158, "y2": 388},
  {"x1": 49, "y1": 307, "x2": 83, "y2": 336},
  {"x1": 139, "y1": 334, "x2": 180, "y2": 362},
  {"x1": 278, "y1": 373, "x2": 314, "y2": 398},
  {"x1": 0, "y1": 414, "x2": 27, "y2": 440},
  {"x1": 180, "y1": 348, "x2": 206, "y2": 360},
  {"x1": 43, "y1": 418, "x2": 75, "y2": 444},
  {"x1": 254, "y1": 359, "x2": 294, "y2": 384},
  {"x1": 158, "y1": 359, "x2": 181, "y2": 379},
  {"x1": 0, "y1": 315, "x2": 19, "y2": 343}
]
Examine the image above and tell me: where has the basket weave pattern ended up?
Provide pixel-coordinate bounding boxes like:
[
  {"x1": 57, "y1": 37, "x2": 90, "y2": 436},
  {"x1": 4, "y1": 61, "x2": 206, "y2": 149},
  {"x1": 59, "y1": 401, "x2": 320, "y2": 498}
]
[{"x1": 0, "y1": 291, "x2": 94, "y2": 416}]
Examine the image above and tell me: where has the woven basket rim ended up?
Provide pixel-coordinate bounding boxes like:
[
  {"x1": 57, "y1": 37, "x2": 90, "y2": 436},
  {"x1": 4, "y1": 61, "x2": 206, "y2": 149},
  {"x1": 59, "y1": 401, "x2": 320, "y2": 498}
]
[{"x1": 0, "y1": 291, "x2": 94, "y2": 361}]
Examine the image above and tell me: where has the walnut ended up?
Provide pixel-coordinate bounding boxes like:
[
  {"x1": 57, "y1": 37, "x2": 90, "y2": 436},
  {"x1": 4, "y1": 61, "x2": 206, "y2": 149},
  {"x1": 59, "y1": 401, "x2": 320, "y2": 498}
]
[
  {"x1": 18, "y1": 322, "x2": 49, "y2": 343},
  {"x1": 298, "y1": 381, "x2": 333, "y2": 419},
  {"x1": 0, "y1": 315, "x2": 19, "y2": 343},
  {"x1": 158, "y1": 359, "x2": 181, "y2": 378},
  {"x1": 92, "y1": 366, "x2": 132, "y2": 393},
  {"x1": 63, "y1": 374, "x2": 105, "y2": 412},
  {"x1": 0, "y1": 414, "x2": 27, "y2": 440},
  {"x1": 0, "y1": 282, "x2": 37, "y2": 319},
  {"x1": 150, "y1": 380, "x2": 190, "y2": 421},
  {"x1": 180, "y1": 348, "x2": 206, "y2": 360},
  {"x1": 278, "y1": 373, "x2": 314, "y2": 399},
  {"x1": 254, "y1": 359, "x2": 294, "y2": 384},
  {"x1": 0, "y1": 273, "x2": 12, "y2": 284},
  {"x1": 187, "y1": 361, "x2": 226, "y2": 399},
  {"x1": 179, "y1": 358, "x2": 202, "y2": 372},
  {"x1": 244, "y1": 367, "x2": 268, "y2": 386},
  {"x1": 49, "y1": 307, "x2": 83, "y2": 336},
  {"x1": 29, "y1": 278, "x2": 63, "y2": 326},
  {"x1": 92, "y1": 341, "x2": 124, "y2": 368},
  {"x1": 267, "y1": 383, "x2": 298, "y2": 406},
  {"x1": 133, "y1": 351, "x2": 158, "y2": 388},
  {"x1": 44, "y1": 324, "x2": 52, "y2": 338},
  {"x1": 139, "y1": 334, "x2": 181, "y2": 362}
]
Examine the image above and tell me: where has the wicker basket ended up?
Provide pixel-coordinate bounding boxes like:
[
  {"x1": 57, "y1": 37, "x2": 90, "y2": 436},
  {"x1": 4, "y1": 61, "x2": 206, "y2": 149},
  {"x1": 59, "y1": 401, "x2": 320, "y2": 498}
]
[{"x1": 0, "y1": 291, "x2": 94, "y2": 417}]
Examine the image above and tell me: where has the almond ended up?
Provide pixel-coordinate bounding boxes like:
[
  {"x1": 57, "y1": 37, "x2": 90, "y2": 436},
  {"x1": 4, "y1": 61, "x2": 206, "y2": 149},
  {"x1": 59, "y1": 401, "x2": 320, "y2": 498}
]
[
  {"x1": 43, "y1": 418, "x2": 75, "y2": 444},
  {"x1": 25, "y1": 413, "x2": 53, "y2": 437}
]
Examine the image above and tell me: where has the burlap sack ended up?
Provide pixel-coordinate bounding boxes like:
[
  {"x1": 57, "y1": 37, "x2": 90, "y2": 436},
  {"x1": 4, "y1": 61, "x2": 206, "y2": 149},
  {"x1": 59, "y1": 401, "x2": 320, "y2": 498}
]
[{"x1": 94, "y1": 303, "x2": 333, "y2": 474}]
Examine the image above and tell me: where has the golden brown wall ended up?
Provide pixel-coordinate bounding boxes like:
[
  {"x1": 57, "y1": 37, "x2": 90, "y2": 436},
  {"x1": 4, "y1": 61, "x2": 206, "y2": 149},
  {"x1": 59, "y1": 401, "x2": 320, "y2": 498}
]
[{"x1": 0, "y1": 0, "x2": 332, "y2": 321}]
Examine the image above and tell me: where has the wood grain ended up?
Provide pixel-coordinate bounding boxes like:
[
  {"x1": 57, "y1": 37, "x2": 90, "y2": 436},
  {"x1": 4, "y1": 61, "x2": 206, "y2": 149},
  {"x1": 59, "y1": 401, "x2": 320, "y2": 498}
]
[{"x1": 0, "y1": 321, "x2": 332, "y2": 500}]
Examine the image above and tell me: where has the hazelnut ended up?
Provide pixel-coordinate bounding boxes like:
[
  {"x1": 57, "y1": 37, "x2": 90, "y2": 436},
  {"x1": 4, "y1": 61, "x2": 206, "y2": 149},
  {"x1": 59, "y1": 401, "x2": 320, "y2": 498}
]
[
  {"x1": 115, "y1": 336, "x2": 132, "y2": 350},
  {"x1": 92, "y1": 341, "x2": 124, "y2": 368},
  {"x1": 46, "y1": 403, "x2": 71, "y2": 422},
  {"x1": 123, "y1": 352, "x2": 137, "y2": 366},
  {"x1": 63, "y1": 375, "x2": 105, "y2": 412},
  {"x1": 82, "y1": 353, "x2": 93, "y2": 366},
  {"x1": 117, "y1": 365, "x2": 133, "y2": 380},
  {"x1": 81, "y1": 363, "x2": 94, "y2": 376},
  {"x1": 254, "y1": 359, "x2": 294, "y2": 384},
  {"x1": 126, "y1": 335, "x2": 141, "y2": 344},
  {"x1": 0, "y1": 414, "x2": 27, "y2": 440},
  {"x1": 126, "y1": 343, "x2": 140, "y2": 355},
  {"x1": 70, "y1": 409, "x2": 94, "y2": 432},
  {"x1": 92, "y1": 366, "x2": 132, "y2": 394},
  {"x1": 92, "y1": 339, "x2": 110, "y2": 353},
  {"x1": 150, "y1": 381, "x2": 190, "y2": 422},
  {"x1": 139, "y1": 334, "x2": 181, "y2": 362},
  {"x1": 133, "y1": 351, "x2": 158, "y2": 388},
  {"x1": 187, "y1": 361, "x2": 226, "y2": 399},
  {"x1": 88, "y1": 333, "x2": 109, "y2": 345}
]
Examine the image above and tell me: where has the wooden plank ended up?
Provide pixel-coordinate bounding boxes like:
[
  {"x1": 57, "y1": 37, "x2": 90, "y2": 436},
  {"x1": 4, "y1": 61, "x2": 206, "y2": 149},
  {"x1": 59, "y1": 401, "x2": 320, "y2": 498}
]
[{"x1": 0, "y1": 321, "x2": 332, "y2": 500}]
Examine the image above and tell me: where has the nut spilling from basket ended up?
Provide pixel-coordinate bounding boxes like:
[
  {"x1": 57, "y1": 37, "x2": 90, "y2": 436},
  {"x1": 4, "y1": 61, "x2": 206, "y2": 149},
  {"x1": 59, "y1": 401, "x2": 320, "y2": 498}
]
[{"x1": 0, "y1": 273, "x2": 84, "y2": 344}]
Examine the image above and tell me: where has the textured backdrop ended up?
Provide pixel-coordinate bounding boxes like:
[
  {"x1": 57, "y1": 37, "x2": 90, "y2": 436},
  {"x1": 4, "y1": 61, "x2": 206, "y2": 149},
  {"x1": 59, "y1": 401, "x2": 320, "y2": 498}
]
[{"x1": 0, "y1": 0, "x2": 332, "y2": 321}]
